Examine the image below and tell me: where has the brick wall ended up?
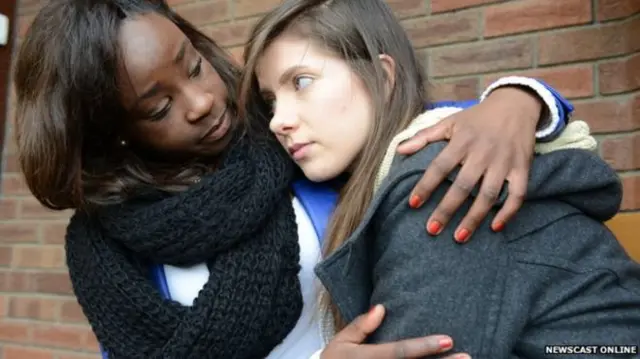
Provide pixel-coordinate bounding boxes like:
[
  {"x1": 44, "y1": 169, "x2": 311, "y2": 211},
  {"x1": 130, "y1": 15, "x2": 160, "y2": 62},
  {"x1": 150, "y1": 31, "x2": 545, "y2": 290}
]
[{"x1": 0, "y1": 0, "x2": 638, "y2": 357}]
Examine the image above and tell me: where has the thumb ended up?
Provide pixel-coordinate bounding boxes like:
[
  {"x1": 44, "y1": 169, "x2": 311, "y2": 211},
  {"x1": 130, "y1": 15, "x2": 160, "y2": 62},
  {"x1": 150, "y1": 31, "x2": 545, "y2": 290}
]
[
  {"x1": 397, "y1": 121, "x2": 451, "y2": 155},
  {"x1": 334, "y1": 304, "x2": 385, "y2": 344}
]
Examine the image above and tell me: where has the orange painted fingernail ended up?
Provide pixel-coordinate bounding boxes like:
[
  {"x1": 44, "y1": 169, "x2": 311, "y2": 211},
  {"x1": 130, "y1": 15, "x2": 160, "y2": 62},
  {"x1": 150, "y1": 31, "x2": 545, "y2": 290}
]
[
  {"x1": 409, "y1": 195, "x2": 423, "y2": 209},
  {"x1": 439, "y1": 337, "x2": 453, "y2": 350},
  {"x1": 492, "y1": 221, "x2": 505, "y2": 232},
  {"x1": 455, "y1": 228, "x2": 470, "y2": 243},
  {"x1": 427, "y1": 221, "x2": 442, "y2": 235}
]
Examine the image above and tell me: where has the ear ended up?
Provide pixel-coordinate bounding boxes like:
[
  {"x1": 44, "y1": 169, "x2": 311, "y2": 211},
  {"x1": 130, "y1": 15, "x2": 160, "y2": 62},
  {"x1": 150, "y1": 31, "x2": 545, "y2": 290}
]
[{"x1": 378, "y1": 54, "x2": 396, "y2": 98}]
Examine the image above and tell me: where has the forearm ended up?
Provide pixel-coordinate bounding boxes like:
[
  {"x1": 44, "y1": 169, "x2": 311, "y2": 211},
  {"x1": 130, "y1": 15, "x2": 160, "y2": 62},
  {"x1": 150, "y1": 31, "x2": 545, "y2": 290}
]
[{"x1": 430, "y1": 77, "x2": 573, "y2": 142}]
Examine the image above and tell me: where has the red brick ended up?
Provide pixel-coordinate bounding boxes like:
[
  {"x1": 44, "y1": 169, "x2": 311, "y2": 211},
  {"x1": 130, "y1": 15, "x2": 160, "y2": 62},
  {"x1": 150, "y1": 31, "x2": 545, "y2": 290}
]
[
  {"x1": 227, "y1": 46, "x2": 245, "y2": 65},
  {"x1": 482, "y1": 65, "x2": 595, "y2": 99},
  {"x1": 0, "y1": 198, "x2": 19, "y2": 219},
  {"x1": 0, "y1": 321, "x2": 30, "y2": 342},
  {"x1": 8, "y1": 296, "x2": 60, "y2": 321},
  {"x1": 32, "y1": 272, "x2": 73, "y2": 295},
  {"x1": 0, "y1": 295, "x2": 6, "y2": 317},
  {"x1": 0, "y1": 246, "x2": 12, "y2": 266},
  {"x1": 572, "y1": 93, "x2": 640, "y2": 133},
  {"x1": 620, "y1": 175, "x2": 640, "y2": 210},
  {"x1": 41, "y1": 222, "x2": 69, "y2": 245},
  {"x1": 1, "y1": 174, "x2": 31, "y2": 196},
  {"x1": 3, "y1": 153, "x2": 21, "y2": 173},
  {"x1": 167, "y1": 0, "x2": 194, "y2": 7},
  {"x1": 206, "y1": 19, "x2": 256, "y2": 47},
  {"x1": 538, "y1": 17, "x2": 639, "y2": 65},
  {"x1": 0, "y1": 271, "x2": 73, "y2": 294},
  {"x1": 597, "y1": 0, "x2": 640, "y2": 21},
  {"x1": 0, "y1": 223, "x2": 39, "y2": 244},
  {"x1": 428, "y1": 78, "x2": 479, "y2": 102},
  {"x1": 85, "y1": 331, "x2": 100, "y2": 351},
  {"x1": 386, "y1": 0, "x2": 427, "y2": 18},
  {"x1": 174, "y1": 0, "x2": 229, "y2": 26},
  {"x1": 32, "y1": 324, "x2": 93, "y2": 350},
  {"x1": 431, "y1": 0, "x2": 500, "y2": 13},
  {"x1": 60, "y1": 300, "x2": 88, "y2": 323},
  {"x1": 485, "y1": 0, "x2": 592, "y2": 37},
  {"x1": 0, "y1": 271, "x2": 31, "y2": 292},
  {"x1": 429, "y1": 38, "x2": 533, "y2": 77},
  {"x1": 57, "y1": 353, "x2": 101, "y2": 359},
  {"x1": 18, "y1": 199, "x2": 72, "y2": 219},
  {"x1": 600, "y1": 133, "x2": 640, "y2": 170},
  {"x1": 598, "y1": 52, "x2": 640, "y2": 94},
  {"x1": 403, "y1": 11, "x2": 479, "y2": 48},
  {"x1": 12, "y1": 245, "x2": 65, "y2": 269},
  {"x1": 233, "y1": 0, "x2": 282, "y2": 18},
  {"x1": 3, "y1": 345, "x2": 53, "y2": 359}
]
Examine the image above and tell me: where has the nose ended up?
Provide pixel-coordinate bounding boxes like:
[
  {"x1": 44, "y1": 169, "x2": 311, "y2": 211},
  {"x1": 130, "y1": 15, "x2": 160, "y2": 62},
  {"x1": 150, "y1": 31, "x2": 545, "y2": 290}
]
[
  {"x1": 184, "y1": 84, "x2": 215, "y2": 123},
  {"x1": 269, "y1": 101, "x2": 299, "y2": 136}
]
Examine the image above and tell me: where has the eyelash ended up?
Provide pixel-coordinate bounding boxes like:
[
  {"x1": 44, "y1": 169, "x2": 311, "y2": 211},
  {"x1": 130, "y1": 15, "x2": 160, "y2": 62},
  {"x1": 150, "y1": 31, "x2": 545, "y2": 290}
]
[
  {"x1": 190, "y1": 57, "x2": 202, "y2": 78},
  {"x1": 149, "y1": 104, "x2": 170, "y2": 121},
  {"x1": 148, "y1": 58, "x2": 203, "y2": 121}
]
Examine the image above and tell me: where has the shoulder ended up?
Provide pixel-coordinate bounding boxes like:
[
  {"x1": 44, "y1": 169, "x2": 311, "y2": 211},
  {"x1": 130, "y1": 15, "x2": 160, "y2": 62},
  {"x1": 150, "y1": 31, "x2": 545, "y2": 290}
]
[{"x1": 372, "y1": 140, "x2": 450, "y2": 214}]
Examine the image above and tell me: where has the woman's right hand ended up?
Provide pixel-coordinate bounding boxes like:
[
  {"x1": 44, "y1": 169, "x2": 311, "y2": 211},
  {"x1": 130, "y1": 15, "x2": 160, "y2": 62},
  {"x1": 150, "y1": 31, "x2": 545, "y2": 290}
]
[{"x1": 321, "y1": 305, "x2": 470, "y2": 359}]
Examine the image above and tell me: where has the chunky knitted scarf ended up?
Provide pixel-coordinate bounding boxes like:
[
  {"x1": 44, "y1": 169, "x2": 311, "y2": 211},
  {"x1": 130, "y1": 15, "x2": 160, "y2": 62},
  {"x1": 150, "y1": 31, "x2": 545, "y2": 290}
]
[{"x1": 65, "y1": 137, "x2": 303, "y2": 359}]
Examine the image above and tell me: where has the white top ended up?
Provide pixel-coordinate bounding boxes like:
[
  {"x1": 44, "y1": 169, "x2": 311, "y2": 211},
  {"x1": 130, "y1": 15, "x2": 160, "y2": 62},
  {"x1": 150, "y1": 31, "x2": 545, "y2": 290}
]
[{"x1": 163, "y1": 197, "x2": 324, "y2": 359}]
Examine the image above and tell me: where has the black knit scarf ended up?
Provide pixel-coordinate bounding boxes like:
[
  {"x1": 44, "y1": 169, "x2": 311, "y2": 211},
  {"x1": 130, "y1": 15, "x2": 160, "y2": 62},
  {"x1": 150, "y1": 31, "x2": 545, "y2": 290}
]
[{"x1": 65, "y1": 137, "x2": 303, "y2": 359}]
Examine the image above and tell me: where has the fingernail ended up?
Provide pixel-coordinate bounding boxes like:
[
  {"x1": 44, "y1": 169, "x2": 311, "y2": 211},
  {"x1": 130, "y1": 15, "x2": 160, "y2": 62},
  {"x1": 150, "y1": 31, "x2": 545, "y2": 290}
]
[
  {"x1": 409, "y1": 195, "x2": 423, "y2": 209},
  {"x1": 492, "y1": 221, "x2": 505, "y2": 232},
  {"x1": 438, "y1": 337, "x2": 453, "y2": 350},
  {"x1": 455, "y1": 228, "x2": 470, "y2": 243},
  {"x1": 427, "y1": 220, "x2": 442, "y2": 235}
]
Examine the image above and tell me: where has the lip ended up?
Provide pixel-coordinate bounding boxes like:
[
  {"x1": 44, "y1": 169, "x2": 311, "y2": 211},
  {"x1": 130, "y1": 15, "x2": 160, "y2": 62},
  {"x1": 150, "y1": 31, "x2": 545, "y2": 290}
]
[
  {"x1": 288, "y1": 142, "x2": 312, "y2": 161},
  {"x1": 200, "y1": 107, "x2": 230, "y2": 143}
]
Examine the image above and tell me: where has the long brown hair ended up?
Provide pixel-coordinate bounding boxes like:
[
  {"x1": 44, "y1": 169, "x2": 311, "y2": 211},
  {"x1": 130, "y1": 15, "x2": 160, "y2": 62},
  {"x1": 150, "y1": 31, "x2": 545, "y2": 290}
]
[
  {"x1": 13, "y1": 0, "x2": 255, "y2": 210},
  {"x1": 239, "y1": 0, "x2": 427, "y2": 330}
]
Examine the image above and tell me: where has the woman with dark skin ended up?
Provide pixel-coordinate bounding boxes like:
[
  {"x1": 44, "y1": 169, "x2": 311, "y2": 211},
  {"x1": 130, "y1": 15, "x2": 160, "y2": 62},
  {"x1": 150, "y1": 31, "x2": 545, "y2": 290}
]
[{"x1": 14, "y1": 1, "x2": 574, "y2": 358}]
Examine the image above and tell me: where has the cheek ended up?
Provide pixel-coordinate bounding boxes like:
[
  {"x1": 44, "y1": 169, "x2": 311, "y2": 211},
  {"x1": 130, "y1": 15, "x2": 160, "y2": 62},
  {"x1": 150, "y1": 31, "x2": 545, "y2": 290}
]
[
  {"x1": 128, "y1": 120, "x2": 191, "y2": 149},
  {"x1": 301, "y1": 78, "x2": 374, "y2": 174},
  {"x1": 204, "y1": 64, "x2": 228, "y2": 100},
  {"x1": 327, "y1": 91, "x2": 372, "y2": 153},
  {"x1": 313, "y1": 106, "x2": 371, "y2": 175}
]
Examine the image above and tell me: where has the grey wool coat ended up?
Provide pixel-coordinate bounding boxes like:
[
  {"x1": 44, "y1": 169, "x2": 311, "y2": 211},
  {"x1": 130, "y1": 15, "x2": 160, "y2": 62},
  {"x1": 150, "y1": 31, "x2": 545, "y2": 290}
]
[{"x1": 315, "y1": 146, "x2": 640, "y2": 359}]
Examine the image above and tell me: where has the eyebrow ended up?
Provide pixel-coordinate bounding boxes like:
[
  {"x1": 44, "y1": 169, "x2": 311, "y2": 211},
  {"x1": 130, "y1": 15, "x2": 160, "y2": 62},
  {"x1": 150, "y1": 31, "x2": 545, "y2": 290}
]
[
  {"x1": 259, "y1": 65, "x2": 306, "y2": 96},
  {"x1": 174, "y1": 39, "x2": 187, "y2": 64},
  {"x1": 132, "y1": 40, "x2": 188, "y2": 107}
]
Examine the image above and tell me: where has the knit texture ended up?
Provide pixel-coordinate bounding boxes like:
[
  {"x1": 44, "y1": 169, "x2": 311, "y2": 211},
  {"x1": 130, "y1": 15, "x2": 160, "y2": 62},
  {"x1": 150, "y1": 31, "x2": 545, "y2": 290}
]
[{"x1": 66, "y1": 137, "x2": 303, "y2": 359}]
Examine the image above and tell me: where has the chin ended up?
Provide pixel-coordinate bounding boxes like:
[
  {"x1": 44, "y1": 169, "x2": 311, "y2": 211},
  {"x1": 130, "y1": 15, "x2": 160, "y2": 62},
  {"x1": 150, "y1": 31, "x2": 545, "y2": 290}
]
[{"x1": 300, "y1": 163, "x2": 343, "y2": 183}]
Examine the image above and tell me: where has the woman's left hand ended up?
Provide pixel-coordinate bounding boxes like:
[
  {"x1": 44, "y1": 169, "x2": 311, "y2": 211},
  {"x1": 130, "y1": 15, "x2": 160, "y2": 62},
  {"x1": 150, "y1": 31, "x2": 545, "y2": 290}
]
[{"x1": 398, "y1": 87, "x2": 543, "y2": 243}]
